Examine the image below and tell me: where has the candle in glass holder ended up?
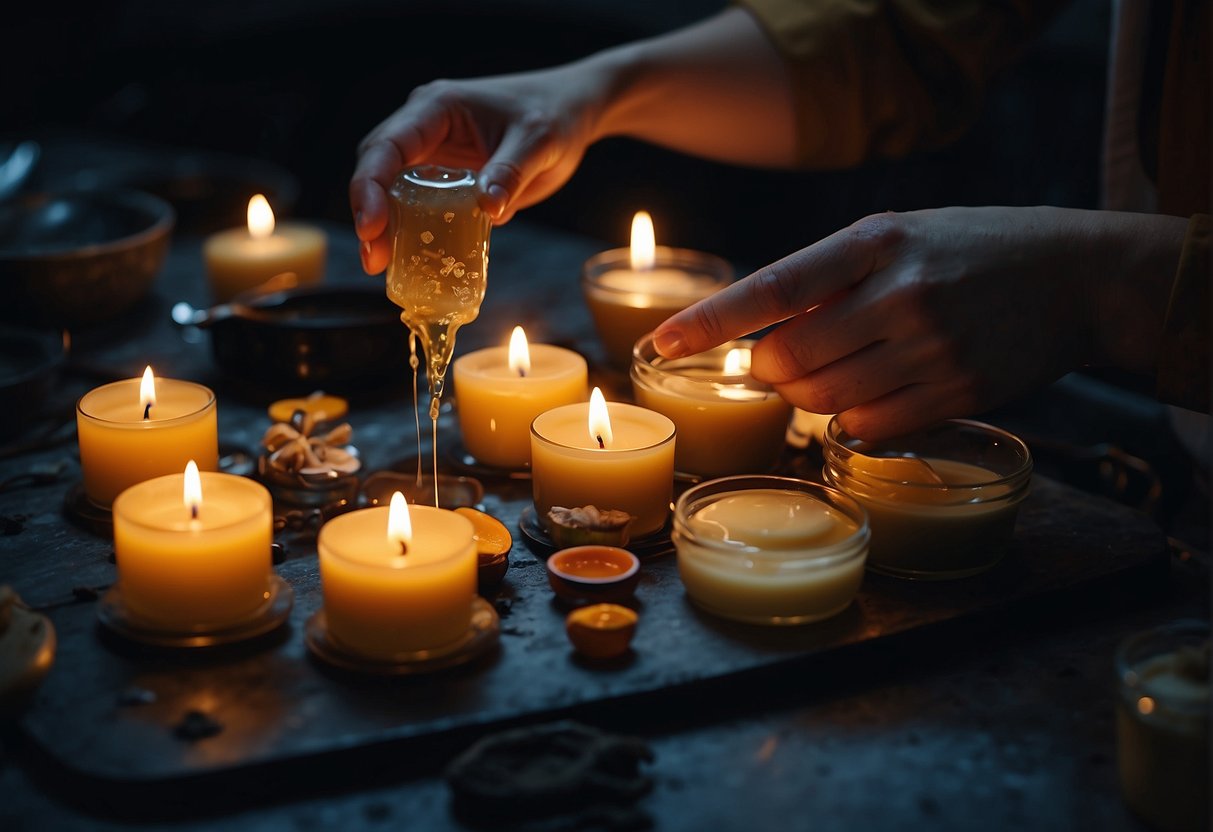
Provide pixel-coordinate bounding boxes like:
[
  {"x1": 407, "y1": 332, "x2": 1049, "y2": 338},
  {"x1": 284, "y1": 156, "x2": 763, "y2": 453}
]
[
  {"x1": 823, "y1": 418, "x2": 1032, "y2": 579},
  {"x1": 318, "y1": 492, "x2": 477, "y2": 659},
  {"x1": 76, "y1": 367, "x2": 219, "y2": 507},
  {"x1": 453, "y1": 326, "x2": 587, "y2": 468},
  {"x1": 112, "y1": 462, "x2": 273, "y2": 630},
  {"x1": 632, "y1": 335, "x2": 790, "y2": 478},
  {"x1": 582, "y1": 212, "x2": 732, "y2": 368},
  {"x1": 203, "y1": 194, "x2": 327, "y2": 302},
  {"x1": 531, "y1": 388, "x2": 675, "y2": 536},
  {"x1": 673, "y1": 476, "x2": 869, "y2": 625}
]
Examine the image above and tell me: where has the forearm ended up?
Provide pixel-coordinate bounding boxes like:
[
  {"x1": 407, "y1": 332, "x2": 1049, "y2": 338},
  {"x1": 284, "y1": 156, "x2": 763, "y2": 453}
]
[{"x1": 583, "y1": 7, "x2": 799, "y2": 167}]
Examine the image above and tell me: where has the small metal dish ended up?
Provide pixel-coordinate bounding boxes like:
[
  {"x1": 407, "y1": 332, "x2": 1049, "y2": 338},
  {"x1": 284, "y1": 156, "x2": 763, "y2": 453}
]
[{"x1": 0, "y1": 189, "x2": 174, "y2": 326}]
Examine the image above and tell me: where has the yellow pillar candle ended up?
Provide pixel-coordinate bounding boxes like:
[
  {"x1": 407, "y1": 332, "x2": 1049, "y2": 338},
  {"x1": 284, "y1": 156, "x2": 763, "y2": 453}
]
[
  {"x1": 453, "y1": 326, "x2": 588, "y2": 468},
  {"x1": 582, "y1": 212, "x2": 732, "y2": 368},
  {"x1": 823, "y1": 418, "x2": 1032, "y2": 579},
  {"x1": 531, "y1": 388, "x2": 676, "y2": 537},
  {"x1": 632, "y1": 336, "x2": 791, "y2": 478},
  {"x1": 318, "y1": 493, "x2": 477, "y2": 659},
  {"x1": 203, "y1": 194, "x2": 327, "y2": 302},
  {"x1": 76, "y1": 367, "x2": 219, "y2": 507},
  {"x1": 673, "y1": 477, "x2": 869, "y2": 625},
  {"x1": 112, "y1": 463, "x2": 273, "y2": 630}
]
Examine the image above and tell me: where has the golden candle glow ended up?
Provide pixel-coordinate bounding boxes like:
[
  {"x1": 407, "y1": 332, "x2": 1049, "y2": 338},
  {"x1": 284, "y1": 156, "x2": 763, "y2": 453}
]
[
  {"x1": 183, "y1": 460, "x2": 202, "y2": 517},
  {"x1": 629, "y1": 211, "x2": 655, "y2": 271},
  {"x1": 139, "y1": 366, "x2": 157, "y2": 415},
  {"x1": 388, "y1": 491, "x2": 412, "y2": 555},
  {"x1": 508, "y1": 325, "x2": 531, "y2": 377},
  {"x1": 247, "y1": 194, "x2": 275, "y2": 239},
  {"x1": 723, "y1": 348, "x2": 751, "y2": 375},
  {"x1": 588, "y1": 387, "x2": 614, "y2": 449}
]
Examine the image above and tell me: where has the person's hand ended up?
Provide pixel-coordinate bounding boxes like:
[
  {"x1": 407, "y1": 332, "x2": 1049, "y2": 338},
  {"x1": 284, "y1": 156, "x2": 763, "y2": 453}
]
[
  {"x1": 652, "y1": 207, "x2": 1186, "y2": 441},
  {"x1": 350, "y1": 64, "x2": 612, "y2": 274}
]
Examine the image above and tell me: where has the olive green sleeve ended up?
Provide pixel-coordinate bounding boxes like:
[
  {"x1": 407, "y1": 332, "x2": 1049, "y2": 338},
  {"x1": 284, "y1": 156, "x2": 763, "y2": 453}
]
[
  {"x1": 734, "y1": 0, "x2": 1067, "y2": 168},
  {"x1": 1157, "y1": 214, "x2": 1211, "y2": 412}
]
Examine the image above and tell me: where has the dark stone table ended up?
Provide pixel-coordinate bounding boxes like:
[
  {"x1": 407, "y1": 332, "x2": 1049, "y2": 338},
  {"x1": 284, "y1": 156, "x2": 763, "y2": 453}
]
[{"x1": 0, "y1": 211, "x2": 1207, "y2": 831}]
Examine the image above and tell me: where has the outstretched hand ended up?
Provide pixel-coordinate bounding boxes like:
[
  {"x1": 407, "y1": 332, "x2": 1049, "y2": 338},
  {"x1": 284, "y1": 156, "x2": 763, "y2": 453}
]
[{"x1": 652, "y1": 207, "x2": 1185, "y2": 440}]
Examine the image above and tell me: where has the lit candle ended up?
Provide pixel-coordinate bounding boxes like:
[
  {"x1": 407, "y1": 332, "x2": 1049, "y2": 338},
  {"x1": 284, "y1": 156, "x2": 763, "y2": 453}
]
[
  {"x1": 531, "y1": 388, "x2": 676, "y2": 537},
  {"x1": 76, "y1": 367, "x2": 219, "y2": 507},
  {"x1": 317, "y1": 492, "x2": 477, "y2": 658},
  {"x1": 582, "y1": 211, "x2": 732, "y2": 368},
  {"x1": 112, "y1": 461, "x2": 274, "y2": 630},
  {"x1": 452, "y1": 326, "x2": 588, "y2": 468},
  {"x1": 822, "y1": 418, "x2": 1032, "y2": 579},
  {"x1": 673, "y1": 477, "x2": 869, "y2": 625},
  {"x1": 203, "y1": 194, "x2": 327, "y2": 302},
  {"x1": 632, "y1": 336, "x2": 791, "y2": 478}
]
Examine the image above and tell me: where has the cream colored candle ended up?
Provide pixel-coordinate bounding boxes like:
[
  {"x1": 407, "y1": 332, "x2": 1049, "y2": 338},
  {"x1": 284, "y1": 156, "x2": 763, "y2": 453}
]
[
  {"x1": 632, "y1": 338, "x2": 790, "y2": 478},
  {"x1": 453, "y1": 326, "x2": 587, "y2": 468},
  {"x1": 822, "y1": 419, "x2": 1032, "y2": 579},
  {"x1": 203, "y1": 194, "x2": 327, "y2": 301},
  {"x1": 318, "y1": 493, "x2": 477, "y2": 659},
  {"x1": 112, "y1": 463, "x2": 273, "y2": 630},
  {"x1": 531, "y1": 389, "x2": 676, "y2": 536},
  {"x1": 673, "y1": 479, "x2": 868, "y2": 625},
  {"x1": 582, "y1": 212, "x2": 732, "y2": 368},
  {"x1": 76, "y1": 367, "x2": 219, "y2": 507}
]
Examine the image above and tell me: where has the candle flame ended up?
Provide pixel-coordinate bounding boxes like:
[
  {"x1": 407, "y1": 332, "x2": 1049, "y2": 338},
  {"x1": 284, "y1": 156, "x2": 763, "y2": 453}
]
[
  {"x1": 388, "y1": 491, "x2": 412, "y2": 553},
  {"x1": 629, "y1": 211, "x2": 655, "y2": 271},
  {"x1": 183, "y1": 460, "x2": 202, "y2": 518},
  {"x1": 723, "y1": 348, "x2": 751, "y2": 375},
  {"x1": 139, "y1": 365, "x2": 156, "y2": 417},
  {"x1": 247, "y1": 194, "x2": 275, "y2": 239},
  {"x1": 508, "y1": 325, "x2": 531, "y2": 377},
  {"x1": 588, "y1": 387, "x2": 613, "y2": 449}
]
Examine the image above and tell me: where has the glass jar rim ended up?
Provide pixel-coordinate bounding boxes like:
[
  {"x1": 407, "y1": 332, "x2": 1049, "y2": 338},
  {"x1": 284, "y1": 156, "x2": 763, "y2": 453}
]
[
  {"x1": 531, "y1": 401, "x2": 676, "y2": 453},
  {"x1": 112, "y1": 471, "x2": 270, "y2": 533},
  {"x1": 824, "y1": 416, "x2": 1033, "y2": 489},
  {"x1": 581, "y1": 245, "x2": 733, "y2": 292},
  {"x1": 77, "y1": 378, "x2": 216, "y2": 428}
]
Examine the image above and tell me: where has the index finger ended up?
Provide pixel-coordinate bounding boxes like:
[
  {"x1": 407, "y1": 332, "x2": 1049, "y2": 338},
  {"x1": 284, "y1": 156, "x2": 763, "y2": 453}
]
[{"x1": 651, "y1": 213, "x2": 903, "y2": 358}]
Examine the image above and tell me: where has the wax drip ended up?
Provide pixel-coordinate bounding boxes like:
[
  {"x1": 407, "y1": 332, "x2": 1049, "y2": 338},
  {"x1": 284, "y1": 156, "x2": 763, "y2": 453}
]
[{"x1": 409, "y1": 333, "x2": 423, "y2": 491}]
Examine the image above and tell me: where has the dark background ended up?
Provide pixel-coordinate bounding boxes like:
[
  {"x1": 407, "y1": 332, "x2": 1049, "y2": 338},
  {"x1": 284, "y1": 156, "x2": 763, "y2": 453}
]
[{"x1": 1, "y1": 0, "x2": 1110, "y2": 264}]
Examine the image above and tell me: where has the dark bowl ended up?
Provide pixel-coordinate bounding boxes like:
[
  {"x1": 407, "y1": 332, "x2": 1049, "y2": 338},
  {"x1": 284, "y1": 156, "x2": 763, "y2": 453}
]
[
  {"x1": 0, "y1": 189, "x2": 174, "y2": 327},
  {"x1": 0, "y1": 326, "x2": 67, "y2": 436},
  {"x1": 205, "y1": 285, "x2": 408, "y2": 394}
]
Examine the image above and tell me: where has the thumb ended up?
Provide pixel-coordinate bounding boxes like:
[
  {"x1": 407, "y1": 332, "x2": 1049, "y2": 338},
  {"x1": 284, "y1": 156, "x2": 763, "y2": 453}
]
[{"x1": 478, "y1": 114, "x2": 557, "y2": 222}]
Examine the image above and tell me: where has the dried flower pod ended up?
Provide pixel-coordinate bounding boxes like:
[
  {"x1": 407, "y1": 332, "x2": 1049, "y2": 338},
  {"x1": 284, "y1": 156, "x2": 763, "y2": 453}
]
[
  {"x1": 262, "y1": 423, "x2": 301, "y2": 453},
  {"x1": 547, "y1": 506, "x2": 634, "y2": 548},
  {"x1": 320, "y1": 423, "x2": 353, "y2": 447}
]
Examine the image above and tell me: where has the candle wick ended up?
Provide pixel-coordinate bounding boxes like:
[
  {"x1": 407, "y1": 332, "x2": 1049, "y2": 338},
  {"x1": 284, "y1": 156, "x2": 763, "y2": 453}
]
[
  {"x1": 190, "y1": 504, "x2": 198, "y2": 520},
  {"x1": 399, "y1": 541, "x2": 408, "y2": 556},
  {"x1": 596, "y1": 435, "x2": 605, "y2": 449},
  {"x1": 518, "y1": 368, "x2": 527, "y2": 378},
  {"x1": 143, "y1": 403, "x2": 151, "y2": 420}
]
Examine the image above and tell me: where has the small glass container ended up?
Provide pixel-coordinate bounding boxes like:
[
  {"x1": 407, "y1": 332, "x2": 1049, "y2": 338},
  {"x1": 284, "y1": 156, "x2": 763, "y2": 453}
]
[
  {"x1": 672, "y1": 475, "x2": 869, "y2": 625},
  {"x1": 1115, "y1": 620, "x2": 1210, "y2": 832},
  {"x1": 582, "y1": 246, "x2": 732, "y2": 369},
  {"x1": 631, "y1": 333, "x2": 790, "y2": 479},
  {"x1": 823, "y1": 418, "x2": 1031, "y2": 580}
]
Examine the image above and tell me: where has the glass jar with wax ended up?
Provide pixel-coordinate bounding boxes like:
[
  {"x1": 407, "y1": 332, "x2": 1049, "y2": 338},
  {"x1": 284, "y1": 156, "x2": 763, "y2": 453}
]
[
  {"x1": 582, "y1": 212, "x2": 732, "y2": 369},
  {"x1": 631, "y1": 333, "x2": 790, "y2": 479},
  {"x1": 822, "y1": 418, "x2": 1032, "y2": 580},
  {"x1": 1115, "y1": 620, "x2": 1210, "y2": 832},
  {"x1": 672, "y1": 475, "x2": 869, "y2": 625}
]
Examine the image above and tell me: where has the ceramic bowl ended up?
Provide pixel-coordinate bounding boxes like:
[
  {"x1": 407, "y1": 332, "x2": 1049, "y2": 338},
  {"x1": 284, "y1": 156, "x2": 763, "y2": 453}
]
[{"x1": 546, "y1": 546, "x2": 640, "y2": 604}]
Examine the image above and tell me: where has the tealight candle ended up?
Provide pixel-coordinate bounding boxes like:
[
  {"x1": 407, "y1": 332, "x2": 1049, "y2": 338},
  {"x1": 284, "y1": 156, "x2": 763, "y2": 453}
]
[
  {"x1": 203, "y1": 194, "x2": 327, "y2": 302},
  {"x1": 112, "y1": 462, "x2": 273, "y2": 630},
  {"x1": 453, "y1": 326, "x2": 588, "y2": 468},
  {"x1": 531, "y1": 388, "x2": 676, "y2": 537},
  {"x1": 317, "y1": 492, "x2": 477, "y2": 659},
  {"x1": 632, "y1": 335, "x2": 791, "y2": 478},
  {"x1": 1116, "y1": 622, "x2": 1210, "y2": 832},
  {"x1": 673, "y1": 476, "x2": 869, "y2": 625},
  {"x1": 76, "y1": 367, "x2": 219, "y2": 507},
  {"x1": 582, "y1": 212, "x2": 732, "y2": 368},
  {"x1": 822, "y1": 418, "x2": 1032, "y2": 579}
]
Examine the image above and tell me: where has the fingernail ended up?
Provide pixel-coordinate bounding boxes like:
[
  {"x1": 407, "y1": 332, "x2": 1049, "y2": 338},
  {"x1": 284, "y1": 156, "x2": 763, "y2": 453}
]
[
  {"x1": 653, "y1": 329, "x2": 686, "y2": 358},
  {"x1": 355, "y1": 210, "x2": 364, "y2": 231},
  {"x1": 485, "y1": 184, "x2": 508, "y2": 218},
  {"x1": 361, "y1": 240, "x2": 371, "y2": 259}
]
